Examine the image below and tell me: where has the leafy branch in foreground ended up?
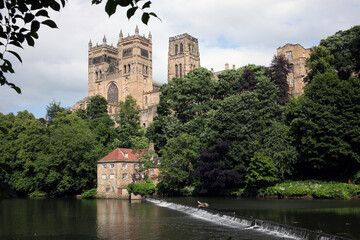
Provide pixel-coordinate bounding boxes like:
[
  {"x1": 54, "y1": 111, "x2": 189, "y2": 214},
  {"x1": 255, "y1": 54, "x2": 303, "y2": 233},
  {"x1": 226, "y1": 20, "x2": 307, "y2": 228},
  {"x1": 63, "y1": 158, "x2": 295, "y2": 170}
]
[{"x1": 0, "y1": 0, "x2": 65, "y2": 93}]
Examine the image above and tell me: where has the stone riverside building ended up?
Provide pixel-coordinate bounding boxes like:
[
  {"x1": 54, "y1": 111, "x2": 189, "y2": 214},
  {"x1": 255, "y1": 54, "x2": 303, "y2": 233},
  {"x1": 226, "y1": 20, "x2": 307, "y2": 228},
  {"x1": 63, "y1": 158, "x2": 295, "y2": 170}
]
[
  {"x1": 277, "y1": 43, "x2": 311, "y2": 97},
  {"x1": 97, "y1": 148, "x2": 159, "y2": 198}
]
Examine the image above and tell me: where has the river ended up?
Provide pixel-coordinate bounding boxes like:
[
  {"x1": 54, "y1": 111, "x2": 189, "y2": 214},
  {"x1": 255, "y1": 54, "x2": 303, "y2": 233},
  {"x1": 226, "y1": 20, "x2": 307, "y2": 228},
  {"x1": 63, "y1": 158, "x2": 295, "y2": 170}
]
[{"x1": 0, "y1": 197, "x2": 359, "y2": 239}]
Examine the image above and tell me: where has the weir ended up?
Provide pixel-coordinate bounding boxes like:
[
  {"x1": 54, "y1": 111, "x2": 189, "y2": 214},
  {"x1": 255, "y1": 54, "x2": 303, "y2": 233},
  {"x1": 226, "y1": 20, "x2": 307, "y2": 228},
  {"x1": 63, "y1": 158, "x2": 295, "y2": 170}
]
[{"x1": 147, "y1": 198, "x2": 350, "y2": 240}]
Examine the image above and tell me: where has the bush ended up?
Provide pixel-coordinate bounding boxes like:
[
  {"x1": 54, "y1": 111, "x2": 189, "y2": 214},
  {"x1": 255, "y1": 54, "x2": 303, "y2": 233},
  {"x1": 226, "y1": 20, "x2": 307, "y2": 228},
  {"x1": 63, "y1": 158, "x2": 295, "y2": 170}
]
[
  {"x1": 28, "y1": 190, "x2": 46, "y2": 199},
  {"x1": 263, "y1": 181, "x2": 360, "y2": 199},
  {"x1": 127, "y1": 179, "x2": 155, "y2": 196},
  {"x1": 246, "y1": 153, "x2": 279, "y2": 189},
  {"x1": 81, "y1": 188, "x2": 97, "y2": 199},
  {"x1": 180, "y1": 185, "x2": 195, "y2": 196}
]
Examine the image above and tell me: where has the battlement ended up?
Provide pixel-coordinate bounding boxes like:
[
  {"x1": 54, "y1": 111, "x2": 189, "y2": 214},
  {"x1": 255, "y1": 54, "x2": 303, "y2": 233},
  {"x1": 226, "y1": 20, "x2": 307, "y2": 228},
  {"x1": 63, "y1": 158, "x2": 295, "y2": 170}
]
[
  {"x1": 169, "y1": 33, "x2": 198, "y2": 43},
  {"x1": 121, "y1": 34, "x2": 151, "y2": 44}
]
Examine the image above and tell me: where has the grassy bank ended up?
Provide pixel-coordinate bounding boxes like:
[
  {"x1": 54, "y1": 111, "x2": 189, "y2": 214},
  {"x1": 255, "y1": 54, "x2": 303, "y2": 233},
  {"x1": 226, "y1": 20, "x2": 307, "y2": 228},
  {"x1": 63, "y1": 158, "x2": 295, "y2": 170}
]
[{"x1": 260, "y1": 181, "x2": 360, "y2": 200}]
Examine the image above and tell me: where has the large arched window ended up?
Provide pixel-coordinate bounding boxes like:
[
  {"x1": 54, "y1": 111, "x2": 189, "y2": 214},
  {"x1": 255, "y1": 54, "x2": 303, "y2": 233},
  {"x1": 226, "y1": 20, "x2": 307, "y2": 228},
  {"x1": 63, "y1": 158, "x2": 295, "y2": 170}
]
[
  {"x1": 179, "y1": 63, "x2": 182, "y2": 78},
  {"x1": 175, "y1": 44, "x2": 178, "y2": 55},
  {"x1": 180, "y1": 43, "x2": 183, "y2": 53},
  {"x1": 107, "y1": 82, "x2": 118, "y2": 103},
  {"x1": 175, "y1": 64, "x2": 178, "y2": 78}
]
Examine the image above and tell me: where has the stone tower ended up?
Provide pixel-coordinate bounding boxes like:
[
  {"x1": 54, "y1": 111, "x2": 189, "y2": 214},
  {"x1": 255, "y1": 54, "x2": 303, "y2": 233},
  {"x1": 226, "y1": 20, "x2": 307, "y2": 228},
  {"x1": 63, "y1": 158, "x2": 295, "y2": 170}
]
[
  {"x1": 87, "y1": 26, "x2": 154, "y2": 115},
  {"x1": 168, "y1": 33, "x2": 200, "y2": 81},
  {"x1": 277, "y1": 43, "x2": 311, "y2": 97},
  {"x1": 80, "y1": 27, "x2": 160, "y2": 127}
]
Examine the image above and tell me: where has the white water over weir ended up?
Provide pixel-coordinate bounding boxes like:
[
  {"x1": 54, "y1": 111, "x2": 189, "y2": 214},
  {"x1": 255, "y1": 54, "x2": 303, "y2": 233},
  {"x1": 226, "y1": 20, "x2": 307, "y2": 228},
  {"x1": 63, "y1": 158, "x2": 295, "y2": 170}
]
[{"x1": 146, "y1": 198, "x2": 350, "y2": 240}]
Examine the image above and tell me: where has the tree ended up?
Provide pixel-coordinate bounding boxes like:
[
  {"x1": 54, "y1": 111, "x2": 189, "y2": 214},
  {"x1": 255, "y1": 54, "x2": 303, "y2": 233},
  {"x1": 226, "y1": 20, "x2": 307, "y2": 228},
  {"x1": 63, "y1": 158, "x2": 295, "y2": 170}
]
[
  {"x1": 114, "y1": 95, "x2": 142, "y2": 148},
  {"x1": 270, "y1": 54, "x2": 291, "y2": 105},
  {"x1": 46, "y1": 100, "x2": 66, "y2": 121},
  {"x1": 245, "y1": 153, "x2": 279, "y2": 190},
  {"x1": 304, "y1": 46, "x2": 336, "y2": 83},
  {"x1": 319, "y1": 25, "x2": 360, "y2": 80},
  {"x1": 86, "y1": 95, "x2": 108, "y2": 119},
  {"x1": 157, "y1": 133, "x2": 200, "y2": 194},
  {"x1": 194, "y1": 141, "x2": 240, "y2": 195},
  {"x1": 288, "y1": 72, "x2": 360, "y2": 180}
]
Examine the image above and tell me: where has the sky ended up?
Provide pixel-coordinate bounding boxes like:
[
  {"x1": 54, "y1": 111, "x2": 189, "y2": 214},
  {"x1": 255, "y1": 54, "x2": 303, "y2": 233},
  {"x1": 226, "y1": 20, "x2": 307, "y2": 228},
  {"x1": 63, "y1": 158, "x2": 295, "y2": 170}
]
[{"x1": 1, "y1": 0, "x2": 359, "y2": 118}]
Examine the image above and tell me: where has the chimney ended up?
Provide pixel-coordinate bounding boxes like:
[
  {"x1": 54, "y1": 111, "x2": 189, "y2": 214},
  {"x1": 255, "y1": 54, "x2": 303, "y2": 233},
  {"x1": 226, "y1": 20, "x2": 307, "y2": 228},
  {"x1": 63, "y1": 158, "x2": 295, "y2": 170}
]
[
  {"x1": 233, "y1": 64, "x2": 235, "y2": 70},
  {"x1": 225, "y1": 63, "x2": 229, "y2": 70}
]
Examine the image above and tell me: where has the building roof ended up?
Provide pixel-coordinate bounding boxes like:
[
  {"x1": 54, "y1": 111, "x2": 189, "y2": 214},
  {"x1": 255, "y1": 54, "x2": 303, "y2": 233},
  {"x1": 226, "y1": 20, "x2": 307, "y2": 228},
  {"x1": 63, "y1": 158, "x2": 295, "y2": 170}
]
[{"x1": 98, "y1": 148, "x2": 144, "y2": 163}]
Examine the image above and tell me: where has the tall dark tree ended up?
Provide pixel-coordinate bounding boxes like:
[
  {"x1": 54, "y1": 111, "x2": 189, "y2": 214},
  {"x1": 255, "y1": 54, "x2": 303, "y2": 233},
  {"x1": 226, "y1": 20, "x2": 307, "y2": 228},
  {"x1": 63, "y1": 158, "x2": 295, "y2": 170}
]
[
  {"x1": 86, "y1": 95, "x2": 108, "y2": 119},
  {"x1": 195, "y1": 141, "x2": 240, "y2": 195},
  {"x1": 270, "y1": 54, "x2": 291, "y2": 105}
]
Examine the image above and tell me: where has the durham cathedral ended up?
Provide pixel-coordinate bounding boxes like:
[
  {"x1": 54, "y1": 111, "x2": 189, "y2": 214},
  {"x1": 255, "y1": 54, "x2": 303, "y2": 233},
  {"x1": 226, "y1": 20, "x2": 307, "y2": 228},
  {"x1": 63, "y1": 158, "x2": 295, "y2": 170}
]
[
  {"x1": 72, "y1": 27, "x2": 309, "y2": 126},
  {"x1": 71, "y1": 27, "x2": 200, "y2": 127}
]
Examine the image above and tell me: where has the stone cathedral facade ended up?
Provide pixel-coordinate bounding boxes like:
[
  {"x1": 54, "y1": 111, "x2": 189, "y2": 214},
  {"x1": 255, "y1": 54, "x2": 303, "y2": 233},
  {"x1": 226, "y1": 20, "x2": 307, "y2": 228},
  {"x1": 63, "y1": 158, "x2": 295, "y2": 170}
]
[
  {"x1": 72, "y1": 29, "x2": 200, "y2": 127},
  {"x1": 72, "y1": 27, "x2": 161, "y2": 128}
]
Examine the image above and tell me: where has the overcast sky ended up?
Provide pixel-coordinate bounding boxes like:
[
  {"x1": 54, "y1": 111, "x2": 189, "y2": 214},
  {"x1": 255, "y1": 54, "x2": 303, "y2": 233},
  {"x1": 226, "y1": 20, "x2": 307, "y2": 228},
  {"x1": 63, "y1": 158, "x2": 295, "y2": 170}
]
[{"x1": 1, "y1": 0, "x2": 359, "y2": 118}]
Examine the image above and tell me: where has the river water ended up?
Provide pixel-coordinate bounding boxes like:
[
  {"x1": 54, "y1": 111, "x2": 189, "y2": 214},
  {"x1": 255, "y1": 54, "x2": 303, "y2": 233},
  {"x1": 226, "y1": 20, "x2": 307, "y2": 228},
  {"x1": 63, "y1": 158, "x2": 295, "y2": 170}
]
[{"x1": 0, "y1": 197, "x2": 359, "y2": 239}]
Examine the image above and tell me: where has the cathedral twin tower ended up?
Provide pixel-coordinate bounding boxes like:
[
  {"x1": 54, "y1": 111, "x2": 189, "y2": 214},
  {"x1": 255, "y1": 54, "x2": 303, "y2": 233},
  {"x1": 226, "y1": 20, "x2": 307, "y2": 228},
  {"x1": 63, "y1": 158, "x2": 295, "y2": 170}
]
[{"x1": 77, "y1": 27, "x2": 200, "y2": 127}]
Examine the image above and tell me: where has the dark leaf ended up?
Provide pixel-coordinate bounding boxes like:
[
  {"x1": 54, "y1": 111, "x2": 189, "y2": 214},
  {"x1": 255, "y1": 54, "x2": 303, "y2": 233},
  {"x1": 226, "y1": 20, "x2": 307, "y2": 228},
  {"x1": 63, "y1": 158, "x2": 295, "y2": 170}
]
[
  {"x1": 24, "y1": 13, "x2": 34, "y2": 23},
  {"x1": 8, "y1": 50, "x2": 22, "y2": 63},
  {"x1": 60, "y1": 0, "x2": 66, "y2": 7},
  {"x1": 0, "y1": 163, "x2": 12, "y2": 174},
  {"x1": 9, "y1": 41, "x2": 23, "y2": 49},
  {"x1": 105, "y1": 0, "x2": 117, "y2": 17},
  {"x1": 141, "y1": 12, "x2": 150, "y2": 25},
  {"x1": 25, "y1": 34, "x2": 35, "y2": 46},
  {"x1": 127, "y1": 6, "x2": 138, "y2": 19},
  {"x1": 49, "y1": 0, "x2": 61, "y2": 11},
  {"x1": 149, "y1": 12, "x2": 159, "y2": 20},
  {"x1": 0, "y1": 127, "x2": 8, "y2": 135},
  {"x1": 142, "y1": 1, "x2": 151, "y2": 9},
  {"x1": 31, "y1": 20, "x2": 40, "y2": 32},
  {"x1": 118, "y1": 0, "x2": 132, "y2": 7},
  {"x1": 30, "y1": 32, "x2": 39, "y2": 39},
  {"x1": 8, "y1": 83, "x2": 21, "y2": 94},
  {"x1": 42, "y1": 20, "x2": 58, "y2": 28},
  {"x1": 35, "y1": 10, "x2": 49, "y2": 18}
]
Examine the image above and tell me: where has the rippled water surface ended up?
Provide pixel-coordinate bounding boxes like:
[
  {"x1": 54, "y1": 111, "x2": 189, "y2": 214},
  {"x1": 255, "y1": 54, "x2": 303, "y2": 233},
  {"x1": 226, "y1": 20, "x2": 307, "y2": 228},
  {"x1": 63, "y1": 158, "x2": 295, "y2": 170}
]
[{"x1": 0, "y1": 198, "x2": 359, "y2": 239}]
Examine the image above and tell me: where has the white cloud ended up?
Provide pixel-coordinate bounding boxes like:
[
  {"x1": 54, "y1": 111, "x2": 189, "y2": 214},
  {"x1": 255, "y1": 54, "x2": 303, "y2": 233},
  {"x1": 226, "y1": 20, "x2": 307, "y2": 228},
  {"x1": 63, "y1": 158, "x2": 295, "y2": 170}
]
[{"x1": 1, "y1": 0, "x2": 359, "y2": 118}]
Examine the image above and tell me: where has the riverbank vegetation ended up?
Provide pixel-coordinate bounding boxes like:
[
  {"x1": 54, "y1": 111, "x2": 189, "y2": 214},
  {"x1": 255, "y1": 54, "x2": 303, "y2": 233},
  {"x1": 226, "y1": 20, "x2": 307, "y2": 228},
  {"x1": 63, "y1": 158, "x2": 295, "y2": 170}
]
[{"x1": 0, "y1": 25, "x2": 359, "y2": 199}]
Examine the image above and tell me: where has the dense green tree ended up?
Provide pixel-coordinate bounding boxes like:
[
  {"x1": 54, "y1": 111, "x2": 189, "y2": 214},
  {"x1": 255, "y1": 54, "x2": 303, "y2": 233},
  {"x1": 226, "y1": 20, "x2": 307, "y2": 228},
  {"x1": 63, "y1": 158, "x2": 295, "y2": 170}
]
[
  {"x1": 245, "y1": 153, "x2": 279, "y2": 189},
  {"x1": 46, "y1": 100, "x2": 67, "y2": 121},
  {"x1": 86, "y1": 95, "x2": 108, "y2": 119},
  {"x1": 114, "y1": 95, "x2": 142, "y2": 148},
  {"x1": 42, "y1": 112, "x2": 102, "y2": 195},
  {"x1": 158, "y1": 67, "x2": 216, "y2": 124},
  {"x1": 319, "y1": 25, "x2": 360, "y2": 80},
  {"x1": 304, "y1": 46, "x2": 336, "y2": 83},
  {"x1": 157, "y1": 133, "x2": 200, "y2": 194},
  {"x1": 288, "y1": 72, "x2": 360, "y2": 179}
]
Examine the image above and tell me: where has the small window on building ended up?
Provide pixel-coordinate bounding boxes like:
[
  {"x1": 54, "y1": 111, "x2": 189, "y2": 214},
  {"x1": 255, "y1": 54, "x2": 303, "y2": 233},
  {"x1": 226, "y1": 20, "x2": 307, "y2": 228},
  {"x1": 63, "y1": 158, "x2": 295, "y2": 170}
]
[
  {"x1": 110, "y1": 163, "x2": 114, "y2": 169},
  {"x1": 142, "y1": 123, "x2": 146, "y2": 128},
  {"x1": 110, "y1": 174, "x2": 115, "y2": 179},
  {"x1": 135, "y1": 173, "x2": 140, "y2": 179},
  {"x1": 175, "y1": 44, "x2": 178, "y2": 55},
  {"x1": 289, "y1": 64, "x2": 294, "y2": 74},
  {"x1": 102, "y1": 164, "x2": 107, "y2": 169},
  {"x1": 286, "y1": 51, "x2": 293, "y2": 60},
  {"x1": 124, "y1": 153, "x2": 128, "y2": 158},
  {"x1": 290, "y1": 78, "x2": 294, "y2": 85},
  {"x1": 111, "y1": 186, "x2": 114, "y2": 191},
  {"x1": 175, "y1": 64, "x2": 178, "y2": 78},
  {"x1": 134, "y1": 164, "x2": 139, "y2": 169},
  {"x1": 123, "y1": 163, "x2": 127, "y2": 168},
  {"x1": 141, "y1": 173, "x2": 145, "y2": 179},
  {"x1": 102, "y1": 174, "x2": 107, "y2": 180},
  {"x1": 150, "y1": 169, "x2": 154, "y2": 176},
  {"x1": 123, "y1": 173, "x2": 128, "y2": 179},
  {"x1": 180, "y1": 43, "x2": 183, "y2": 53}
]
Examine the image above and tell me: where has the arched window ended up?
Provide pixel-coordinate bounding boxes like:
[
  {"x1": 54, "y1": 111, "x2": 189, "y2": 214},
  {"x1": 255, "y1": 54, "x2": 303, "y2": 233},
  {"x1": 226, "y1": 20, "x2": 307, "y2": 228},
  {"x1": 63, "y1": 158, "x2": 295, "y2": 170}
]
[
  {"x1": 180, "y1": 43, "x2": 183, "y2": 53},
  {"x1": 128, "y1": 64, "x2": 131, "y2": 73},
  {"x1": 175, "y1": 44, "x2": 178, "y2": 55},
  {"x1": 188, "y1": 44, "x2": 191, "y2": 53},
  {"x1": 175, "y1": 64, "x2": 178, "y2": 78},
  {"x1": 179, "y1": 63, "x2": 182, "y2": 78},
  {"x1": 145, "y1": 96, "x2": 148, "y2": 104},
  {"x1": 107, "y1": 82, "x2": 118, "y2": 103},
  {"x1": 124, "y1": 65, "x2": 127, "y2": 73},
  {"x1": 145, "y1": 66, "x2": 148, "y2": 74},
  {"x1": 96, "y1": 71, "x2": 98, "y2": 79}
]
